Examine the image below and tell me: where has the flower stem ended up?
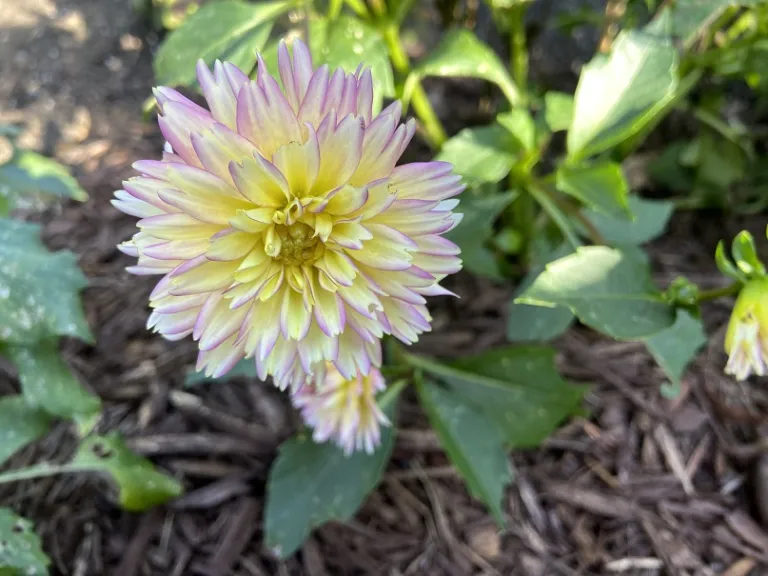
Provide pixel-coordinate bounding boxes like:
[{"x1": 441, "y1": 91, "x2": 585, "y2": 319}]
[
  {"x1": 0, "y1": 462, "x2": 91, "y2": 485},
  {"x1": 697, "y1": 282, "x2": 742, "y2": 303},
  {"x1": 528, "y1": 184, "x2": 583, "y2": 250},
  {"x1": 509, "y1": 5, "x2": 528, "y2": 104},
  {"x1": 328, "y1": 0, "x2": 343, "y2": 19},
  {"x1": 382, "y1": 24, "x2": 447, "y2": 149}
]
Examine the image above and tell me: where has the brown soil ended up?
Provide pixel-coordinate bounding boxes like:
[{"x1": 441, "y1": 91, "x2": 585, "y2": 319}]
[{"x1": 2, "y1": 1, "x2": 768, "y2": 575}]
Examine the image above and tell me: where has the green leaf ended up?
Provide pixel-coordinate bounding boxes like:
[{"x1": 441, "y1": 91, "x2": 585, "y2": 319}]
[
  {"x1": 411, "y1": 29, "x2": 520, "y2": 106},
  {"x1": 648, "y1": 141, "x2": 694, "y2": 193},
  {"x1": 567, "y1": 30, "x2": 679, "y2": 161},
  {"x1": 435, "y1": 123, "x2": 520, "y2": 186},
  {"x1": 309, "y1": 16, "x2": 394, "y2": 114},
  {"x1": 556, "y1": 162, "x2": 631, "y2": 219},
  {"x1": 544, "y1": 91, "x2": 575, "y2": 133},
  {"x1": 583, "y1": 195, "x2": 674, "y2": 245},
  {"x1": 185, "y1": 357, "x2": 257, "y2": 387},
  {"x1": 409, "y1": 347, "x2": 587, "y2": 448},
  {"x1": 519, "y1": 246, "x2": 676, "y2": 339},
  {"x1": 732, "y1": 230, "x2": 766, "y2": 276},
  {"x1": 0, "y1": 509, "x2": 49, "y2": 576},
  {"x1": 264, "y1": 402, "x2": 396, "y2": 559},
  {"x1": 446, "y1": 190, "x2": 517, "y2": 279},
  {"x1": 72, "y1": 433, "x2": 183, "y2": 511},
  {"x1": 647, "y1": 0, "x2": 760, "y2": 47},
  {"x1": 715, "y1": 240, "x2": 748, "y2": 282},
  {"x1": 0, "y1": 396, "x2": 51, "y2": 467},
  {"x1": 507, "y1": 243, "x2": 575, "y2": 342},
  {"x1": 0, "y1": 150, "x2": 87, "y2": 216},
  {"x1": 154, "y1": 0, "x2": 293, "y2": 88},
  {"x1": 416, "y1": 378, "x2": 511, "y2": 526},
  {"x1": 644, "y1": 309, "x2": 706, "y2": 388},
  {"x1": 0, "y1": 219, "x2": 92, "y2": 345},
  {"x1": 4, "y1": 342, "x2": 101, "y2": 433},
  {"x1": 497, "y1": 109, "x2": 536, "y2": 151}
]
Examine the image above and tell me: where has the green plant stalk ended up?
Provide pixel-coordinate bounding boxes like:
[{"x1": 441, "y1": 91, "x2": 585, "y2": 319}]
[
  {"x1": 382, "y1": 24, "x2": 447, "y2": 148},
  {"x1": 697, "y1": 282, "x2": 741, "y2": 302},
  {"x1": 328, "y1": 0, "x2": 343, "y2": 19},
  {"x1": 344, "y1": 0, "x2": 370, "y2": 19},
  {"x1": 527, "y1": 184, "x2": 583, "y2": 250},
  {"x1": 0, "y1": 462, "x2": 93, "y2": 485},
  {"x1": 509, "y1": 5, "x2": 528, "y2": 103},
  {"x1": 378, "y1": 378, "x2": 409, "y2": 409}
]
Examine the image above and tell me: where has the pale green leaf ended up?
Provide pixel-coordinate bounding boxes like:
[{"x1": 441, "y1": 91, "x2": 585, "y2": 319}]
[
  {"x1": 645, "y1": 309, "x2": 706, "y2": 387},
  {"x1": 567, "y1": 30, "x2": 679, "y2": 161},
  {"x1": 310, "y1": 16, "x2": 394, "y2": 114},
  {"x1": 416, "y1": 378, "x2": 511, "y2": 526},
  {"x1": 72, "y1": 433, "x2": 183, "y2": 511},
  {"x1": 435, "y1": 123, "x2": 520, "y2": 186},
  {"x1": 519, "y1": 246, "x2": 676, "y2": 339},
  {"x1": 647, "y1": 0, "x2": 762, "y2": 47},
  {"x1": 4, "y1": 342, "x2": 101, "y2": 431},
  {"x1": 715, "y1": 240, "x2": 748, "y2": 283},
  {"x1": 412, "y1": 29, "x2": 520, "y2": 105},
  {"x1": 0, "y1": 150, "x2": 87, "y2": 216},
  {"x1": 497, "y1": 109, "x2": 536, "y2": 151},
  {"x1": 264, "y1": 402, "x2": 396, "y2": 559},
  {"x1": 0, "y1": 219, "x2": 92, "y2": 345},
  {"x1": 0, "y1": 396, "x2": 50, "y2": 467},
  {"x1": 544, "y1": 91, "x2": 575, "y2": 133},
  {"x1": 154, "y1": 0, "x2": 293, "y2": 88},
  {"x1": 556, "y1": 162, "x2": 631, "y2": 219},
  {"x1": 584, "y1": 195, "x2": 674, "y2": 245},
  {"x1": 0, "y1": 509, "x2": 49, "y2": 576},
  {"x1": 446, "y1": 191, "x2": 517, "y2": 279},
  {"x1": 732, "y1": 230, "x2": 765, "y2": 276},
  {"x1": 409, "y1": 347, "x2": 587, "y2": 448}
]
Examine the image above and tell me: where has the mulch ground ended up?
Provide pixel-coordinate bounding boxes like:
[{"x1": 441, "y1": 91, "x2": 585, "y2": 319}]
[{"x1": 2, "y1": 0, "x2": 768, "y2": 574}]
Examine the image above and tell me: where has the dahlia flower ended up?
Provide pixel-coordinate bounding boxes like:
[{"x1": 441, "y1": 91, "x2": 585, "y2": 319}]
[
  {"x1": 725, "y1": 277, "x2": 768, "y2": 381},
  {"x1": 293, "y1": 361, "x2": 389, "y2": 454},
  {"x1": 113, "y1": 39, "x2": 463, "y2": 389}
]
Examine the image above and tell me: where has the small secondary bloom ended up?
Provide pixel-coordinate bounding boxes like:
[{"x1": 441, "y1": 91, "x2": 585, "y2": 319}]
[
  {"x1": 113, "y1": 40, "x2": 463, "y2": 388},
  {"x1": 725, "y1": 278, "x2": 768, "y2": 381},
  {"x1": 292, "y1": 361, "x2": 389, "y2": 454}
]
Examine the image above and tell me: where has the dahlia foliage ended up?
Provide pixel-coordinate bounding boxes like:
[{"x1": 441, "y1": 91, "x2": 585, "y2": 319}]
[{"x1": 114, "y1": 40, "x2": 463, "y2": 452}]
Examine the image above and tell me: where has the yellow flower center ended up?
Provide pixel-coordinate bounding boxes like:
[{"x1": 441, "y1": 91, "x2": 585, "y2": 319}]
[{"x1": 269, "y1": 222, "x2": 318, "y2": 266}]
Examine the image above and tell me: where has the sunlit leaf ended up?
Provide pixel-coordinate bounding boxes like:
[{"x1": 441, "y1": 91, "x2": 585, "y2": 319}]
[
  {"x1": 0, "y1": 509, "x2": 49, "y2": 576},
  {"x1": 0, "y1": 396, "x2": 50, "y2": 467},
  {"x1": 519, "y1": 246, "x2": 676, "y2": 339},
  {"x1": 436, "y1": 123, "x2": 520, "y2": 186},
  {"x1": 411, "y1": 29, "x2": 520, "y2": 105},
  {"x1": 4, "y1": 341, "x2": 101, "y2": 433},
  {"x1": 556, "y1": 162, "x2": 631, "y2": 219},
  {"x1": 264, "y1": 401, "x2": 396, "y2": 559},
  {"x1": 446, "y1": 190, "x2": 517, "y2": 279},
  {"x1": 154, "y1": 0, "x2": 293, "y2": 88},
  {"x1": 497, "y1": 109, "x2": 536, "y2": 151},
  {"x1": 544, "y1": 91, "x2": 575, "y2": 133},
  {"x1": 416, "y1": 378, "x2": 512, "y2": 526},
  {"x1": 72, "y1": 433, "x2": 183, "y2": 511},
  {"x1": 645, "y1": 309, "x2": 706, "y2": 389},
  {"x1": 568, "y1": 30, "x2": 679, "y2": 161},
  {"x1": 0, "y1": 219, "x2": 92, "y2": 345},
  {"x1": 409, "y1": 347, "x2": 587, "y2": 448},
  {"x1": 715, "y1": 240, "x2": 748, "y2": 282},
  {"x1": 310, "y1": 16, "x2": 394, "y2": 114},
  {"x1": 583, "y1": 195, "x2": 674, "y2": 245}
]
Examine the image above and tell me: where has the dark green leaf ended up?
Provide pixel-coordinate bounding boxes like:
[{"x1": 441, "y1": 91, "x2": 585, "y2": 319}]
[
  {"x1": 732, "y1": 230, "x2": 766, "y2": 276},
  {"x1": 0, "y1": 150, "x2": 87, "y2": 216},
  {"x1": 72, "y1": 433, "x2": 183, "y2": 511},
  {"x1": 0, "y1": 396, "x2": 51, "y2": 467},
  {"x1": 556, "y1": 162, "x2": 631, "y2": 219},
  {"x1": 645, "y1": 309, "x2": 706, "y2": 388},
  {"x1": 435, "y1": 123, "x2": 520, "y2": 186},
  {"x1": 409, "y1": 347, "x2": 587, "y2": 448},
  {"x1": 0, "y1": 219, "x2": 92, "y2": 345},
  {"x1": 264, "y1": 402, "x2": 396, "y2": 558},
  {"x1": 416, "y1": 378, "x2": 511, "y2": 526},
  {"x1": 583, "y1": 195, "x2": 674, "y2": 245},
  {"x1": 0, "y1": 509, "x2": 49, "y2": 576},
  {"x1": 185, "y1": 357, "x2": 258, "y2": 387},
  {"x1": 519, "y1": 246, "x2": 676, "y2": 339},
  {"x1": 411, "y1": 29, "x2": 520, "y2": 105},
  {"x1": 567, "y1": 30, "x2": 679, "y2": 161},
  {"x1": 544, "y1": 91, "x2": 575, "y2": 133},
  {"x1": 446, "y1": 191, "x2": 517, "y2": 279},
  {"x1": 648, "y1": 141, "x2": 694, "y2": 193},
  {"x1": 154, "y1": 0, "x2": 292, "y2": 88},
  {"x1": 4, "y1": 342, "x2": 101, "y2": 433},
  {"x1": 309, "y1": 16, "x2": 394, "y2": 114}
]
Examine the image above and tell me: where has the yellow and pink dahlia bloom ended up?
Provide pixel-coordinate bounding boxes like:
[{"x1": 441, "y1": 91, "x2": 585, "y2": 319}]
[{"x1": 114, "y1": 40, "x2": 463, "y2": 438}]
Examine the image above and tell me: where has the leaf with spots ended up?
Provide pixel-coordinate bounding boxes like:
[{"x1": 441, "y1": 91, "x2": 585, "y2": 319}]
[
  {"x1": 71, "y1": 433, "x2": 183, "y2": 511},
  {"x1": 0, "y1": 508, "x2": 49, "y2": 576},
  {"x1": 0, "y1": 396, "x2": 51, "y2": 467},
  {"x1": 407, "y1": 347, "x2": 588, "y2": 449},
  {"x1": 264, "y1": 401, "x2": 397, "y2": 559},
  {"x1": 518, "y1": 246, "x2": 676, "y2": 339},
  {"x1": 4, "y1": 341, "x2": 101, "y2": 434},
  {"x1": 0, "y1": 219, "x2": 92, "y2": 345},
  {"x1": 416, "y1": 377, "x2": 512, "y2": 526}
]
